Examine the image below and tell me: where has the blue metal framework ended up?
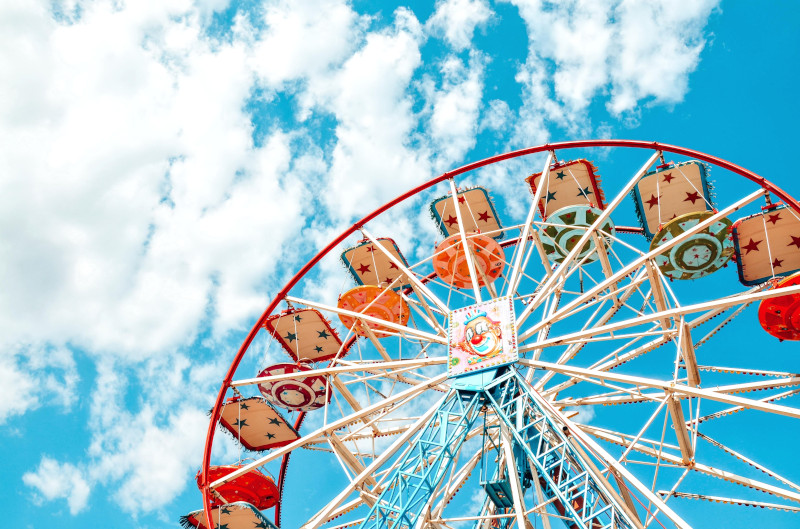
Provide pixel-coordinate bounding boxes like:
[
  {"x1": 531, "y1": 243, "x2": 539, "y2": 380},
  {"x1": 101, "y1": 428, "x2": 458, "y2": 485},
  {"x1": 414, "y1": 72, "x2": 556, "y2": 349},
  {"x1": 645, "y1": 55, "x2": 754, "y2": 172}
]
[
  {"x1": 358, "y1": 368, "x2": 638, "y2": 529},
  {"x1": 358, "y1": 389, "x2": 485, "y2": 528}
]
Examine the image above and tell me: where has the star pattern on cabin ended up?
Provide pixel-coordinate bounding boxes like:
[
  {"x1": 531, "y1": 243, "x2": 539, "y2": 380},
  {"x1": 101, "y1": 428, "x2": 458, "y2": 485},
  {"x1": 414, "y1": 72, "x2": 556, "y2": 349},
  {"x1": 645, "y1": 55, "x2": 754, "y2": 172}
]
[
  {"x1": 477, "y1": 210, "x2": 492, "y2": 222},
  {"x1": 384, "y1": 277, "x2": 393, "y2": 285},
  {"x1": 239, "y1": 402, "x2": 249, "y2": 410},
  {"x1": 546, "y1": 191, "x2": 557, "y2": 202},
  {"x1": 220, "y1": 506, "x2": 233, "y2": 515},
  {"x1": 318, "y1": 329, "x2": 330, "y2": 339},
  {"x1": 457, "y1": 195, "x2": 466, "y2": 204},
  {"x1": 789, "y1": 235, "x2": 800, "y2": 249},
  {"x1": 216, "y1": 523, "x2": 229, "y2": 529},
  {"x1": 314, "y1": 345, "x2": 324, "y2": 354},
  {"x1": 356, "y1": 263, "x2": 371, "y2": 275},
  {"x1": 767, "y1": 213, "x2": 782, "y2": 225},
  {"x1": 284, "y1": 332, "x2": 296, "y2": 343},
  {"x1": 662, "y1": 173, "x2": 675, "y2": 183},
  {"x1": 233, "y1": 418, "x2": 248, "y2": 429},
  {"x1": 577, "y1": 186, "x2": 592, "y2": 197},
  {"x1": 294, "y1": 315, "x2": 302, "y2": 322},
  {"x1": 645, "y1": 194, "x2": 660, "y2": 209},
  {"x1": 684, "y1": 191, "x2": 702, "y2": 204},
  {"x1": 268, "y1": 417, "x2": 282, "y2": 426},
  {"x1": 265, "y1": 433, "x2": 276, "y2": 440},
  {"x1": 444, "y1": 214, "x2": 458, "y2": 227},
  {"x1": 741, "y1": 238, "x2": 762, "y2": 254},
  {"x1": 255, "y1": 522, "x2": 270, "y2": 529},
  {"x1": 365, "y1": 245, "x2": 376, "y2": 252},
  {"x1": 773, "y1": 257, "x2": 785, "y2": 268},
  {"x1": 555, "y1": 171, "x2": 566, "y2": 180},
  {"x1": 388, "y1": 261, "x2": 399, "y2": 270}
]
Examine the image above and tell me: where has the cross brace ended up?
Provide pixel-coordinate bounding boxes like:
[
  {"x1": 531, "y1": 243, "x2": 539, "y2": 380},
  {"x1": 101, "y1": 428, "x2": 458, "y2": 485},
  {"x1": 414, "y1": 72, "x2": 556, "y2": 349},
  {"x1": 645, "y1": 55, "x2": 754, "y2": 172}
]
[{"x1": 358, "y1": 369, "x2": 638, "y2": 529}]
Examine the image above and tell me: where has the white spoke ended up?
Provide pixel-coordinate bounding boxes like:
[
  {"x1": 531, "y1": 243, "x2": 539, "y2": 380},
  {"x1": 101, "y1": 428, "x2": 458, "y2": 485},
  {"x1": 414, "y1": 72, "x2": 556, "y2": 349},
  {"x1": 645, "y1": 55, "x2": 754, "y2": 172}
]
[
  {"x1": 521, "y1": 283, "x2": 800, "y2": 353},
  {"x1": 448, "y1": 178, "x2": 483, "y2": 301},
  {"x1": 507, "y1": 150, "x2": 553, "y2": 295},
  {"x1": 523, "y1": 359, "x2": 800, "y2": 419}
]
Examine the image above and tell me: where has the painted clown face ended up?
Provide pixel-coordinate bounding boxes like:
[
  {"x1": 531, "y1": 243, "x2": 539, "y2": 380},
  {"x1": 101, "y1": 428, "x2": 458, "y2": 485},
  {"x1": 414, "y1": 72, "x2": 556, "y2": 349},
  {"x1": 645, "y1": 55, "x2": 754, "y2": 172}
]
[{"x1": 461, "y1": 314, "x2": 502, "y2": 359}]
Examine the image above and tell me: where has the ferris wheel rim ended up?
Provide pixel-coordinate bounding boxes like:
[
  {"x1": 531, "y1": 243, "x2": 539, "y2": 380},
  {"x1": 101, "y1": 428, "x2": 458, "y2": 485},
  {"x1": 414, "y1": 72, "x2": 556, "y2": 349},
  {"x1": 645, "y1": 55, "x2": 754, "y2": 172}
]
[{"x1": 198, "y1": 139, "x2": 800, "y2": 528}]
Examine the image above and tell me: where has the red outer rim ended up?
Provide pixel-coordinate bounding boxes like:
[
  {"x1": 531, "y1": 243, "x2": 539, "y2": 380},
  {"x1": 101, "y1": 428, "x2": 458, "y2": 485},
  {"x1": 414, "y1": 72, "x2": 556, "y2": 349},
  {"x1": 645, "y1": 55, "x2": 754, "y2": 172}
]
[{"x1": 200, "y1": 139, "x2": 800, "y2": 526}]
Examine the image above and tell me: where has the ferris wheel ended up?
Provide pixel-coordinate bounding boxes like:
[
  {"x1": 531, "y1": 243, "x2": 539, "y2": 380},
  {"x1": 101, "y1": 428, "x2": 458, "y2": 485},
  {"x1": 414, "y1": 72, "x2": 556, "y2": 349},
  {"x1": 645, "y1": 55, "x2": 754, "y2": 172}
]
[{"x1": 182, "y1": 140, "x2": 800, "y2": 529}]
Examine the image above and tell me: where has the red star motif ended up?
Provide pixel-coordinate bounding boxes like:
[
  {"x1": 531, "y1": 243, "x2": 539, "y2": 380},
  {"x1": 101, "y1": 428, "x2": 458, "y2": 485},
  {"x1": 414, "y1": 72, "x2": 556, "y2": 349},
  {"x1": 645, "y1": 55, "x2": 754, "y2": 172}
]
[
  {"x1": 789, "y1": 235, "x2": 800, "y2": 249},
  {"x1": 365, "y1": 245, "x2": 376, "y2": 252},
  {"x1": 444, "y1": 214, "x2": 458, "y2": 227},
  {"x1": 645, "y1": 194, "x2": 660, "y2": 209},
  {"x1": 457, "y1": 195, "x2": 466, "y2": 204},
  {"x1": 684, "y1": 191, "x2": 702, "y2": 204},
  {"x1": 356, "y1": 263, "x2": 371, "y2": 275},
  {"x1": 772, "y1": 257, "x2": 784, "y2": 268},
  {"x1": 767, "y1": 213, "x2": 782, "y2": 225},
  {"x1": 741, "y1": 238, "x2": 762, "y2": 254},
  {"x1": 388, "y1": 261, "x2": 399, "y2": 270},
  {"x1": 662, "y1": 173, "x2": 675, "y2": 183},
  {"x1": 384, "y1": 277, "x2": 393, "y2": 284},
  {"x1": 477, "y1": 211, "x2": 492, "y2": 222}
]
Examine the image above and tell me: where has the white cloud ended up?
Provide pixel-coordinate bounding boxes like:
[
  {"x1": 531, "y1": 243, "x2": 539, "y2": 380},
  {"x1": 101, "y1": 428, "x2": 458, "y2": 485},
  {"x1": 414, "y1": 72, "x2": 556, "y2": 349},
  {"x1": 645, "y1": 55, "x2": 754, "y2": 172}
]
[
  {"x1": 608, "y1": 0, "x2": 718, "y2": 115},
  {"x1": 506, "y1": 0, "x2": 720, "y2": 139},
  {"x1": 311, "y1": 8, "x2": 432, "y2": 221},
  {"x1": 0, "y1": 346, "x2": 78, "y2": 425},
  {"x1": 481, "y1": 99, "x2": 513, "y2": 132},
  {"x1": 252, "y1": 0, "x2": 367, "y2": 87},
  {"x1": 567, "y1": 405, "x2": 596, "y2": 425},
  {"x1": 0, "y1": 0, "x2": 312, "y2": 358},
  {"x1": 23, "y1": 457, "x2": 91, "y2": 515},
  {"x1": 0, "y1": 357, "x2": 38, "y2": 424},
  {"x1": 427, "y1": 53, "x2": 487, "y2": 170},
  {"x1": 428, "y1": 0, "x2": 493, "y2": 51},
  {"x1": 85, "y1": 359, "x2": 219, "y2": 513}
]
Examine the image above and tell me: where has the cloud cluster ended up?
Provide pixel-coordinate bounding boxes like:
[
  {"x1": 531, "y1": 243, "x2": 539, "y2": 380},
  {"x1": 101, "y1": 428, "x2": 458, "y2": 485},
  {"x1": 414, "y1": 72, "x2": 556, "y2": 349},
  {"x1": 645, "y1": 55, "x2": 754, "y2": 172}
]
[
  {"x1": 508, "y1": 0, "x2": 719, "y2": 142},
  {"x1": 23, "y1": 457, "x2": 91, "y2": 515}
]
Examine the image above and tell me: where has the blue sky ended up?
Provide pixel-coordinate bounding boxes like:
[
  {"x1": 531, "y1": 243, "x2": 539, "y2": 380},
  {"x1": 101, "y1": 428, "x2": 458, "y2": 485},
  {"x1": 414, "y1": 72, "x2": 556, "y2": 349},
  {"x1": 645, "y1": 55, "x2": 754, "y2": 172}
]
[{"x1": 1, "y1": 1, "x2": 799, "y2": 528}]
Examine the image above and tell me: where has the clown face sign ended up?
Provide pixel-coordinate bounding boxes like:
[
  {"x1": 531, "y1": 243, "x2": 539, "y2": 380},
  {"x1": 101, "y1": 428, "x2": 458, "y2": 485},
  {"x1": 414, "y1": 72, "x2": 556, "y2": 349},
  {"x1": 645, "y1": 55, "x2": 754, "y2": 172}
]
[{"x1": 448, "y1": 296, "x2": 518, "y2": 377}]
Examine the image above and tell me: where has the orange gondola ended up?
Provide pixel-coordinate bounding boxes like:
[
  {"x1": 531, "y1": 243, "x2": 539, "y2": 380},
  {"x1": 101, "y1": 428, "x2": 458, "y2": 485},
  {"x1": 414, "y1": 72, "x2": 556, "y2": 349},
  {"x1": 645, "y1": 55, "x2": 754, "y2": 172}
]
[
  {"x1": 433, "y1": 233, "x2": 504, "y2": 289},
  {"x1": 337, "y1": 285, "x2": 410, "y2": 338}
]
